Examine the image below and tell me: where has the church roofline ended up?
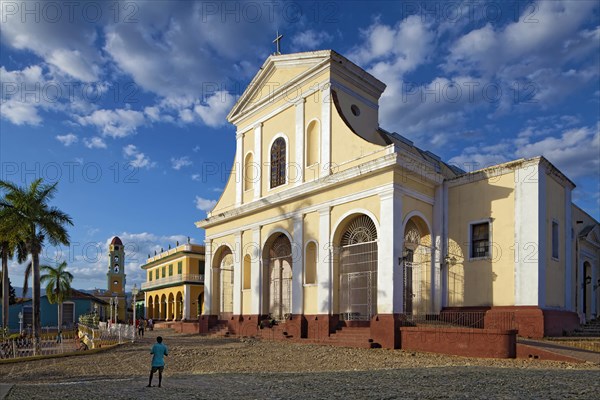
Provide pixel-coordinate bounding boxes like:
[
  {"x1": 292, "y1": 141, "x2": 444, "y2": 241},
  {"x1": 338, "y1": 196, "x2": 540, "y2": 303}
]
[
  {"x1": 446, "y1": 156, "x2": 576, "y2": 189},
  {"x1": 227, "y1": 49, "x2": 386, "y2": 126}
]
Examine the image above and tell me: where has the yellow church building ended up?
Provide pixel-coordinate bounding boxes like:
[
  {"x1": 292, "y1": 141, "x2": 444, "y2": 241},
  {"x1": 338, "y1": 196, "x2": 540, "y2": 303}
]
[
  {"x1": 195, "y1": 50, "x2": 599, "y2": 348},
  {"x1": 141, "y1": 242, "x2": 205, "y2": 321}
]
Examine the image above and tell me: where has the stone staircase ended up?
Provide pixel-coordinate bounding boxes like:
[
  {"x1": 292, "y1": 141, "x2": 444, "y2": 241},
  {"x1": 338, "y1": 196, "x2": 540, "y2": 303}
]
[
  {"x1": 206, "y1": 321, "x2": 232, "y2": 337},
  {"x1": 571, "y1": 318, "x2": 600, "y2": 337},
  {"x1": 304, "y1": 324, "x2": 375, "y2": 348}
]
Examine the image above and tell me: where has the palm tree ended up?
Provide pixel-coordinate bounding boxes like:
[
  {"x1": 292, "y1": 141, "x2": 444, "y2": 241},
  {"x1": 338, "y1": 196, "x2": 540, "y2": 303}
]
[
  {"x1": 0, "y1": 205, "x2": 27, "y2": 329},
  {"x1": 0, "y1": 178, "x2": 73, "y2": 344},
  {"x1": 41, "y1": 261, "x2": 74, "y2": 330}
]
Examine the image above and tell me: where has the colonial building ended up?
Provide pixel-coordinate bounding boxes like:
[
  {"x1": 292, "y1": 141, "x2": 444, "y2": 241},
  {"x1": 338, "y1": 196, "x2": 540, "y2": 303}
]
[
  {"x1": 92, "y1": 236, "x2": 127, "y2": 322},
  {"x1": 141, "y1": 243, "x2": 205, "y2": 321},
  {"x1": 195, "y1": 50, "x2": 599, "y2": 347}
]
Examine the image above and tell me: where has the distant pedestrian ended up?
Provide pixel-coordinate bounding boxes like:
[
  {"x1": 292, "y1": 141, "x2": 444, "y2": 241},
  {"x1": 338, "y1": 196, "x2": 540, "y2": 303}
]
[
  {"x1": 138, "y1": 318, "x2": 145, "y2": 337},
  {"x1": 147, "y1": 336, "x2": 168, "y2": 388},
  {"x1": 148, "y1": 318, "x2": 154, "y2": 331},
  {"x1": 56, "y1": 330, "x2": 62, "y2": 343}
]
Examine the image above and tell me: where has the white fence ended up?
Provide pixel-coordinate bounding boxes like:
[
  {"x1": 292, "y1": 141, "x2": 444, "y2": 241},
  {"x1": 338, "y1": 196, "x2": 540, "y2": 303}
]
[
  {"x1": 0, "y1": 323, "x2": 135, "y2": 360},
  {"x1": 0, "y1": 332, "x2": 79, "y2": 359}
]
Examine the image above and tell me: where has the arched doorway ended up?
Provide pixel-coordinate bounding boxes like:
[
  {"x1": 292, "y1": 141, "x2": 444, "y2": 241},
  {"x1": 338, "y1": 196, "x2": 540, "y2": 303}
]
[
  {"x1": 160, "y1": 294, "x2": 166, "y2": 320},
  {"x1": 168, "y1": 293, "x2": 175, "y2": 320},
  {"x1": 263, "y1": 233, "x2": 293, "y2": 321},
  {"x1": 338, "y1": 215, "x2": 378, "y2": 321},
  {"x1": 402, "y1": 216, "x2": 432, "y2": 316},
  {"x1": 154, "y1": 295, "x2": 160, "y2": 319},
  {"x1": 213, "y1": 246, "x2": 234, "y2": 320},
  {"x1": 147, "y1": 297, "x2": 154, "y2": 320},
  {"x1": 176, "y1": 292, "x2": 183, "y2": 320}
]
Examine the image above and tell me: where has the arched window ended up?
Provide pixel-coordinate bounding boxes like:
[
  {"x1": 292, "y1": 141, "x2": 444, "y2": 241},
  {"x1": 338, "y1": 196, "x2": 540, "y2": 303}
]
[
  {"x1": 243, "y1": 254, "x2": 251, "y2": 290},
  {"x1": 305, "y1": 242, "x2": 317, "y2": 284},
  {"x1": 244, "y1": 152, "x2": 254, "y2": 191},
  {"x1": 306, "y1": 120, "x2": 320, "y2": 166},
  {"x1": 270, "y1": 137, "x2": 286, "y2": 188}
]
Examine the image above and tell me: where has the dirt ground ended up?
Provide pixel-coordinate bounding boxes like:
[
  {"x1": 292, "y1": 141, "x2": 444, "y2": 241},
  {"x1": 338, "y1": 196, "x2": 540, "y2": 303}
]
[{"x1": 1, "y1": 329, "x2": 598, "y2": 399}]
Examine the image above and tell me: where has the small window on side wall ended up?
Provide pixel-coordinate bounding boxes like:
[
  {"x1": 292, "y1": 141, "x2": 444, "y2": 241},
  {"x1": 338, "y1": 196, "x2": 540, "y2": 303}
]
[
  {"x1": 471, "y1": 222, "x2": 490, "y2": 259},
  {"x1": 552, "y1": 221, "x2": 559, "y2": 259}
]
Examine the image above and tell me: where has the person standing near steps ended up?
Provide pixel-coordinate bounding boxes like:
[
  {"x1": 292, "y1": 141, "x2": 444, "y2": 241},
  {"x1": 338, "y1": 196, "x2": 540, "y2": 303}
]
[{"x1": 147, "y1": 336, "x2": 168, "y2": 387}]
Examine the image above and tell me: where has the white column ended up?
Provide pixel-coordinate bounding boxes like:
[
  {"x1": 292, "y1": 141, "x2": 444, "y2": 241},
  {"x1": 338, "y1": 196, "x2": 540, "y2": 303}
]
[
  {"x1": 235, "y1": 132, "x2": 243, "y2": 206},
  {"x1": 378, "y1": 188, "x2": 403, "y2": 314},
  {"x1": 317, "y1": 207, "x2": 331, "y2": 314},
  {"x1": 183, "y1": 285, "x2": 190, "y2": 320},
  {"x1": 292, "y1": 215, "x2": 304, "y2": 314},
  {"x1": 294, "y1": 98, "x2": 305, "y2": 186},
  {"x1": 564, "y1": 187, "x2": 573, "y2": 310},
  {"x1": 320, "y1": 85, "x2": 331, "y2": 178},
  {"x1": 203, "y1": 239, "x2": 213, "y2": 315},
  {"x1": 514, "y1": 163, "x2": 546, "y2": 306},
  {"x1": 254, "y1": 124, "x2": 262, "y2": 199},
  {"x1": 578, "y1": 258, "x2": 585, "y2": 316},
  {"x1": 441, "y1": 182, "x2": 449, "y2": 308},
  {"x1": 251, "y1": 228, "x2": 261, "y2": 315},
  {"x1": 233, "y1": 232, "x2": 242, "y2": 315},
  {"x1": 432, "y1": 184, "x2": 444, "y2": 313}
]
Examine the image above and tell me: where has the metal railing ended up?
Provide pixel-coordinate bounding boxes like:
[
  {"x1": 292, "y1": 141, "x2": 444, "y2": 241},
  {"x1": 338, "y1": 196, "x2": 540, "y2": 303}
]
[{"x1": 142, "y1": 273, "x2": 204, "y2": 290}]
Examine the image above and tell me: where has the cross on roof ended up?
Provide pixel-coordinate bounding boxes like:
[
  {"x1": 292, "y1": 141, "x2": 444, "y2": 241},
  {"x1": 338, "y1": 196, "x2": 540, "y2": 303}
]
[{"x1": 273, "y1": 31, "x2": 283, "y2": 55}]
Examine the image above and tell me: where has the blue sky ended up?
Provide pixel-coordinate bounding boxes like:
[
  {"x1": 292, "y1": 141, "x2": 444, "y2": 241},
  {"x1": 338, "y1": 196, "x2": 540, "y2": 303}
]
[{"x1": 1, "y1": 0, "x2": 599, "y2": 291}]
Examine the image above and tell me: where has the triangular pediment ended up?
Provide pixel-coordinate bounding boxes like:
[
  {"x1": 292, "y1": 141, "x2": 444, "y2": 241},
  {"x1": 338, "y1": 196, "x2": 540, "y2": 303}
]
[
  {"x1": 587, "y1": 225, "x2": 600, "y2": 247},
  {"x1": 227, "y1": 50, "x2": 333, "y2": 124}
]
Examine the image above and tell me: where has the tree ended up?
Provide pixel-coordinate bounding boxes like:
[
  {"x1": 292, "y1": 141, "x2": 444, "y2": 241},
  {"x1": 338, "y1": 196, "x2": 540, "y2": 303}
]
[
  {"x1": 41, "y1": 261, "x2": 73, "y2": 329},
  {"x1": 0, "y1": 203, "x2": 27, "y2": 328},
  {"x1": 0, "y1": 275, "x2": 17, "y2": 305},
  {"x1": 0, "y1": 178, "x2": 73, "y2": 346}
]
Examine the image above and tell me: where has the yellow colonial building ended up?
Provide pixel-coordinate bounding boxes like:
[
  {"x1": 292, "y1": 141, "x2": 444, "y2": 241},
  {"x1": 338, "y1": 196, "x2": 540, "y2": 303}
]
[
  {"x1": 141, "y1": 243, "x2": 205, "y2": 321},
  {"x1": 195, "y1": 50, "x2": 599, "y2": 347}
]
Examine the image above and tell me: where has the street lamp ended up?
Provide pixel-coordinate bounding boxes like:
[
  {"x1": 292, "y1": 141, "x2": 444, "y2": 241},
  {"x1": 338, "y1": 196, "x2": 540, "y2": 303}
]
[
  {"x1": 114, "y1": 296, "x2": 118, "y2": 324},
  {"x1": 109, "y1": 298, "x2": 114, "y2": 324},
  {"x1": 18, "y1": 311, "x2": 23, "y2": 335},
  {"x1": 131, "y1": 284, "x2": 139, "y2": 340}
]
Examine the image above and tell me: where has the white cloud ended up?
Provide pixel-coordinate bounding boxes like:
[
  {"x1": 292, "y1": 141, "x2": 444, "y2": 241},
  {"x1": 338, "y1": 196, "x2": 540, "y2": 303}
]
[
  {"x1": 83, "y1": 137, "x2": 107, "y2": 149},
  {"x1": 291, "y1": 30, "x2": 333, "y2": 50},
  {"x1": 195, "y1": 196, "x2": 216, "y2": 212},
  {"x1": 123, "y1": 144, "x2": 155, "y2": 169},
  {"x1": 46, "y1": 49, "x2": 101, "y2": 82},
  {"x1": 171, "y1": 156, "x2": 193, "y2": 170},
  {"x1": 193, "y1": 91, "x2": 236, "y2": 127},
  {"x1": 515, "y1": 125, "x2": 600, "y2": 179},
  {"x1": 0, "y1": 65, "x2": 48, "y2": 125},
  {"x1": 77, "y1": 108, "x2": 146, "y2": 138},
  {"x1": 56, "y1": 133, "x2": 78, "y2": 146},
  {"x1": 1, "y1": 3, "x2": 103, "y2": 82},
  {"x1": 191, "y1": 174, "x2": 200, "y2": 181},
  {"x1": 449, "y1": 123, "x2": 600, "y2": 181}
]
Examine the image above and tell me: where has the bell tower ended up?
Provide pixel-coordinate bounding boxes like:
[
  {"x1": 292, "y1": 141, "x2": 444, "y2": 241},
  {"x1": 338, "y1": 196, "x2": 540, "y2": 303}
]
[{"x1": 108, "y1": 236, "x2": 126, "y2": 294}]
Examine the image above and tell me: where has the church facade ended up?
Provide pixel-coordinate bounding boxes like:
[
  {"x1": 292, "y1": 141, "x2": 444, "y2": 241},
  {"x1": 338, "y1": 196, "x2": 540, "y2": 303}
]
[{"x1": 195, "y1": 50, "x2": 599, "y2": 347}]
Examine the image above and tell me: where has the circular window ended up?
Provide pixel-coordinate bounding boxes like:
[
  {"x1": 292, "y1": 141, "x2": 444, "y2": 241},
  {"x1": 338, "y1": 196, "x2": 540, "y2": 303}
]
[{"x1": 351, "y1": 104, "x2": 360, "y2": 116}]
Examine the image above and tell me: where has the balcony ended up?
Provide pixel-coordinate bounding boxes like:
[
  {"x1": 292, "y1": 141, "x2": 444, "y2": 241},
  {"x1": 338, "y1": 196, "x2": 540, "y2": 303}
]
[{"x1": 141, "y1": 274, "x2": 204, "y2": 290}]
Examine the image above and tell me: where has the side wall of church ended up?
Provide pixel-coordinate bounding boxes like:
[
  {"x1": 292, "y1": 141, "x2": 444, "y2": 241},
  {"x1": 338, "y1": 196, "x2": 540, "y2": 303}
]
[
  {"x1": 545, "y1": 175, "x2": 567, "y2": 308},
  {"x1": 447, "y1": 172, "x2": 516, "y2": 307}
]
